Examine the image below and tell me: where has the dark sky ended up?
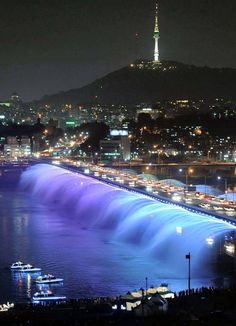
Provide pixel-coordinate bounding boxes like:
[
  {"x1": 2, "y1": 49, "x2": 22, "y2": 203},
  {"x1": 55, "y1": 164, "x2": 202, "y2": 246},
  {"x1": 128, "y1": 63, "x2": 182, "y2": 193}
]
[{"x1": 0, "y1": 0, "x2": 236, "y2": 101}]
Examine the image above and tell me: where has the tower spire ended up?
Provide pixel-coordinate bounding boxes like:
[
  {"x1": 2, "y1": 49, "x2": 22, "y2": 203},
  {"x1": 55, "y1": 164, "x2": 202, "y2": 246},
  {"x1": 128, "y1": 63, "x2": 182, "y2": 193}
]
[{"x1": 153, "y1": 2, "x2": 160, "y2": 62}]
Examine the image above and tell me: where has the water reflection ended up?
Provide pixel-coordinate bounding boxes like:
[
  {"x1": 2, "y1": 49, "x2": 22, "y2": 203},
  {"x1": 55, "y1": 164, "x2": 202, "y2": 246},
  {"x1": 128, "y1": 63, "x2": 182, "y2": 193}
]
[
  {"x1": 0, "y1": 185, "x2": 235, "y2": 304},
  {"x1": 11, "y1": 271, "x2": 40, "y2": 299}
]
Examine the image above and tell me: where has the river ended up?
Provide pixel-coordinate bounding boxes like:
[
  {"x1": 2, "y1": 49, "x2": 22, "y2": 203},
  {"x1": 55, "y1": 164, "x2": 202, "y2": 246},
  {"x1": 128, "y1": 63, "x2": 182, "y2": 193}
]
[{"x1": 0, "y1": 167, "x2": 234, "y2": 303}]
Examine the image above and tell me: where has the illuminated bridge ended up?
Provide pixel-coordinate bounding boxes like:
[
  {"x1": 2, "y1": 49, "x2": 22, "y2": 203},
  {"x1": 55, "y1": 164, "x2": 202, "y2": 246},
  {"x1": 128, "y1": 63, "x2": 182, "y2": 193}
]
[
  {"x1": 61, "y1": 163, "x2": 236, "y2": 227},
  {"x1": 20, "y1": 163, "x2": 236, "y2": 275}
]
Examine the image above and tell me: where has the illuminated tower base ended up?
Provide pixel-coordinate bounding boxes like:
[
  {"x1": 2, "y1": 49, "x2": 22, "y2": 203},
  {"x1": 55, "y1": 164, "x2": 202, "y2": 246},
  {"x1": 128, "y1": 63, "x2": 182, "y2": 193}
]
[
  {"x1": 153, "y1": 2, "x2": 160, "y2": 62},
  {"x1": 154, "y1": 38, "x2": 159, "y2": 62}
]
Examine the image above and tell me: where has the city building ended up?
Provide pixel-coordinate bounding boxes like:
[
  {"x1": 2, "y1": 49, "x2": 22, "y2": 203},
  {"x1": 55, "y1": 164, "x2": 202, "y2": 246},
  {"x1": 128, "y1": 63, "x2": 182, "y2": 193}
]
[
  {"x1": 136, "y1": 104, "x2": 161, "y2": 120},
  {"x1": 100, "y1": 129, "x2": 131, "y2": 162},
  {"x1": 3, "y1": 136, "x2": 31, "y2": 157}
]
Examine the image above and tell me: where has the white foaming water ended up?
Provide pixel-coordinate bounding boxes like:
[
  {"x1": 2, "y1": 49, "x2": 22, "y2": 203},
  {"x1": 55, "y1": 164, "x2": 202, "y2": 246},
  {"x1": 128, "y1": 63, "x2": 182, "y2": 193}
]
[{"x1": 20, "y1": 164, "x2": 236, "y2": 277}]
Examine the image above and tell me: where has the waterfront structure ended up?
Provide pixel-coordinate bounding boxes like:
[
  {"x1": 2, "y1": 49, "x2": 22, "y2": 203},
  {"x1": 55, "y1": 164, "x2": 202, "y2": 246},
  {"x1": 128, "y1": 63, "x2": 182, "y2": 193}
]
[{"x1": 153, "y1": 2, "x2": 160, "y2": 62}]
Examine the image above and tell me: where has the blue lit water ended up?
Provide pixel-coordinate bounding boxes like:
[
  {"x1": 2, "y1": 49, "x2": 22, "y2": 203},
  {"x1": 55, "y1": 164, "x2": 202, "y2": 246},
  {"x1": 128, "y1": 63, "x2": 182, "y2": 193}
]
[{"x1": 0, "y1": 165, "x2": 235, "y2": 303}]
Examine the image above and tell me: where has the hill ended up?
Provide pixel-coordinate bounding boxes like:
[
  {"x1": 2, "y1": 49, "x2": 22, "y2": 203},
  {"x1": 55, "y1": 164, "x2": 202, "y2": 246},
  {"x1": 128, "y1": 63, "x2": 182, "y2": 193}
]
[{"x1": 38, "y1": 60, "x2": 236, "y2": 106}]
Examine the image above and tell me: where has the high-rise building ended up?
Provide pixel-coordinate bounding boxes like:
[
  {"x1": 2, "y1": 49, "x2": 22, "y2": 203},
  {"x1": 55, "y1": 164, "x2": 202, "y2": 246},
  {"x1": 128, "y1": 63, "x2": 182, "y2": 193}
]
[
  {"x1": 153, "y1": 2, "x2": 160, "y2": 62},
  {"x1": 100, "y1": 130, "x2": 131, "y2": 162}
]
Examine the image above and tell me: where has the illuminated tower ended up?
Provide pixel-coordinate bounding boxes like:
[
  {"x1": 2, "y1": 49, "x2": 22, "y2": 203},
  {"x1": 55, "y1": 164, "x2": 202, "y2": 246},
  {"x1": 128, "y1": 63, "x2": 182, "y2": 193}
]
[{"x1": 153, "y1": 2, "x2": 160, "y2": 62}]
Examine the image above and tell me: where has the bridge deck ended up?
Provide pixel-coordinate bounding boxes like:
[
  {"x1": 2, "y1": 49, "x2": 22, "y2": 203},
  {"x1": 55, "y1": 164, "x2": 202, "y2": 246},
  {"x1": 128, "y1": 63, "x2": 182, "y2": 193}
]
[{"x1": 61, "y1": 164, "x2": 236, "y2": 227}]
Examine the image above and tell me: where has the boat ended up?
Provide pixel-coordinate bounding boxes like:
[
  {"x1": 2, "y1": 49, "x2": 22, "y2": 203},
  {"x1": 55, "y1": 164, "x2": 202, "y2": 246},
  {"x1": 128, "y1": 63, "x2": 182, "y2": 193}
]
[
  {"x1": 18, "y1": 264, "x2": 41, "y2": 273},
  {"x1": 0, "y1": 302, "x2": 14, "y2": 312},
  {"x1": 32, "y1": 291, "x2": 66, "y2": 303},
  {"x1": 35, "y1": 274, "x2": 63, "y2": 284},
  {"x1": 10, "y1": 261, "x2": 27, "y2": 270}
]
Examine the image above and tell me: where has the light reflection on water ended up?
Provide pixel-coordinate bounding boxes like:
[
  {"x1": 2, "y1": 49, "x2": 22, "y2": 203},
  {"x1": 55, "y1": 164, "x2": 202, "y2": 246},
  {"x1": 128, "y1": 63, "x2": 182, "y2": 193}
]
[{"x1": 0, "y1": 189, "x2": 231, "y2": 303}]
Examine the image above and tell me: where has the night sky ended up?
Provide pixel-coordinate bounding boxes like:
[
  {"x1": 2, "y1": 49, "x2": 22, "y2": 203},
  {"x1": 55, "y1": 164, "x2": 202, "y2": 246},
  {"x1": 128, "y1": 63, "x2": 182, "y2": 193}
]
[{"x1": 0, "y1": 0, "x2": 236, "y2": 101}]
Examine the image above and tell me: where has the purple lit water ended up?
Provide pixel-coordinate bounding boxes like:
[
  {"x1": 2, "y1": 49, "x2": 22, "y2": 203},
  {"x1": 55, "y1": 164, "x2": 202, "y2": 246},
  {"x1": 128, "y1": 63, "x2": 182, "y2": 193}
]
[{"x1": 0, "y1": 165, "x2": 235, "y2": 303}]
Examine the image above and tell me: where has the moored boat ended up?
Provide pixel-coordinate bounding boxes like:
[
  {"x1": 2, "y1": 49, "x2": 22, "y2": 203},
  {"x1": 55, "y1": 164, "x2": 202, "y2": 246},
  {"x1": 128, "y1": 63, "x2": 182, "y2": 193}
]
[
  {"x1": 35, "y1": 274, "x2": 63, "y2": 284},
  {"x1": 0, "y1": 302, "x2": 14, "y2": 312},
  {"x1": 32, "y1": 291, "x2": 66, "y2": 303},
  {"x1": 10, "y1": 261, "x2": 26, "y2": 270},
  {"x1": 18, "y1": 264, "x2": 41, "y2": 273}
]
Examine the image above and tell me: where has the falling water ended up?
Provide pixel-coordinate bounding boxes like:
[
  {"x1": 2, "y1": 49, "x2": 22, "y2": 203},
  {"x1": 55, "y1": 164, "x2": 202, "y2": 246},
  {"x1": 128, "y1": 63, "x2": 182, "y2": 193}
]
[{"x1": 20, "y1": 164, "x2": 236, "y2": 277}]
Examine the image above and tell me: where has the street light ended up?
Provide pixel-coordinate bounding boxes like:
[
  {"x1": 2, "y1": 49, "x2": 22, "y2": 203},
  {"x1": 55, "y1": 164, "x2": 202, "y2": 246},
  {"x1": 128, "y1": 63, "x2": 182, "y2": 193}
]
[
  {"x1": 179, "y1": 168, "x2": 193, "y2": 191},
  {"x1": 178, "y1": 168, "x2": 185, "y2": 192},
  {"x1": 145, "y1": 277, "x2": 148, "y2": 298},
  {"x1": 186, "y1": 168, "x2": 194, "y2": 189},
  {"x1": 157, "y1": 149, "x2": 162, "y2": 164},
  {"x1": 204, "y1": 175, "x2": 207, "y2": 195},
  {"x1": 178, "y1": 168, "x2": 184, "y2": 180},
  {"x1": 185, "y1": 252, "x2": 191, "y2": 294},
  {"x1": 217, "y1": 176, "x2": 228, "y2": 200}
]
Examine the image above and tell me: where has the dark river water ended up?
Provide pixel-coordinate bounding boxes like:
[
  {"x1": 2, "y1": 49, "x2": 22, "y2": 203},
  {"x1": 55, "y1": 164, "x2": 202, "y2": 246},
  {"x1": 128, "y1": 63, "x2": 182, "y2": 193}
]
[{"x1": 0, "y1": 169, "x2": 234, "y2": 303}]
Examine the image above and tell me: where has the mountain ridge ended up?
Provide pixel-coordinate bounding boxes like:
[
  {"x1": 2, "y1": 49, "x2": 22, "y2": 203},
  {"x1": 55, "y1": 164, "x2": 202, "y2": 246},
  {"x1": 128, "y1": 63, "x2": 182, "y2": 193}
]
[{"x1": 37, "y1": 60, "x2": 236, "y2": 106}]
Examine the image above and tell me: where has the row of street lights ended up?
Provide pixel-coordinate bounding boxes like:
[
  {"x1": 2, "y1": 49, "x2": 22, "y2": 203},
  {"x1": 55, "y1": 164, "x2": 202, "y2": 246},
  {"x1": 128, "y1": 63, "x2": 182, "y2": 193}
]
[
  {"x1": 179, "y1": 169, "x2": 228, "y2": 197},
  {"x1": 178, "y1": 168, "x2": 194, "y2": 189},
  {"x1": 145, "y1": 165, "x2": 230, "y2": 199}
]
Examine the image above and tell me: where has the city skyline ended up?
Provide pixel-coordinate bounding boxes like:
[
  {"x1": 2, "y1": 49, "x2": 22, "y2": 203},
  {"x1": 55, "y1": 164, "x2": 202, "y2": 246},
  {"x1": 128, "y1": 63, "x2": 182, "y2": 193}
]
[
  {"x1": 0, "y1": 1, "x2": 236, "y2": 320},
  {"x1": 0, "y1": 0, "x2": 236, "y2": 101}
]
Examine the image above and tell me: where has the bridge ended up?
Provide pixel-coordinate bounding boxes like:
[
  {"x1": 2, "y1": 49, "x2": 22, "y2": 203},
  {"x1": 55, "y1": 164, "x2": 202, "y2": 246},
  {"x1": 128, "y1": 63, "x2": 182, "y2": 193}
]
[
  {"x1": 60, "y1": 162, "x2": 236, "y2": 227},
  {"x1": 1, "y1": 158, "x2": 235, "y2": 227}
]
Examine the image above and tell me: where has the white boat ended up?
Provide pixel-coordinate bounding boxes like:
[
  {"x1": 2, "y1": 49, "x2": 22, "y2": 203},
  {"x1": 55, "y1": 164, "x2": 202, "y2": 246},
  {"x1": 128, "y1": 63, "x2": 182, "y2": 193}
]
[
  {"x1": 11, "y1": 261, "x2": 26, "y2": 270},
  {"x1": 18, "y1": 264, "x2": 41, "y2": 273},
  {"x1": 32, "y1": 291, "x2": 66, "y2": 303},
  {"x1": 35, "y1": 274, "x2": 63, "y2": 284},
  {"x1": 0, "y1": 302, "x2": 14, "y2": 312}
]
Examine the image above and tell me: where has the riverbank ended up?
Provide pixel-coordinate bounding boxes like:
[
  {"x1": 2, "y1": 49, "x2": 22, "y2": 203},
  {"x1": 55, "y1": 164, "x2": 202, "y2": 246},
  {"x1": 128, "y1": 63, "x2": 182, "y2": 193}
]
[{"x1": 1, "y1": 286, "x2": 236, "y2": 325}]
